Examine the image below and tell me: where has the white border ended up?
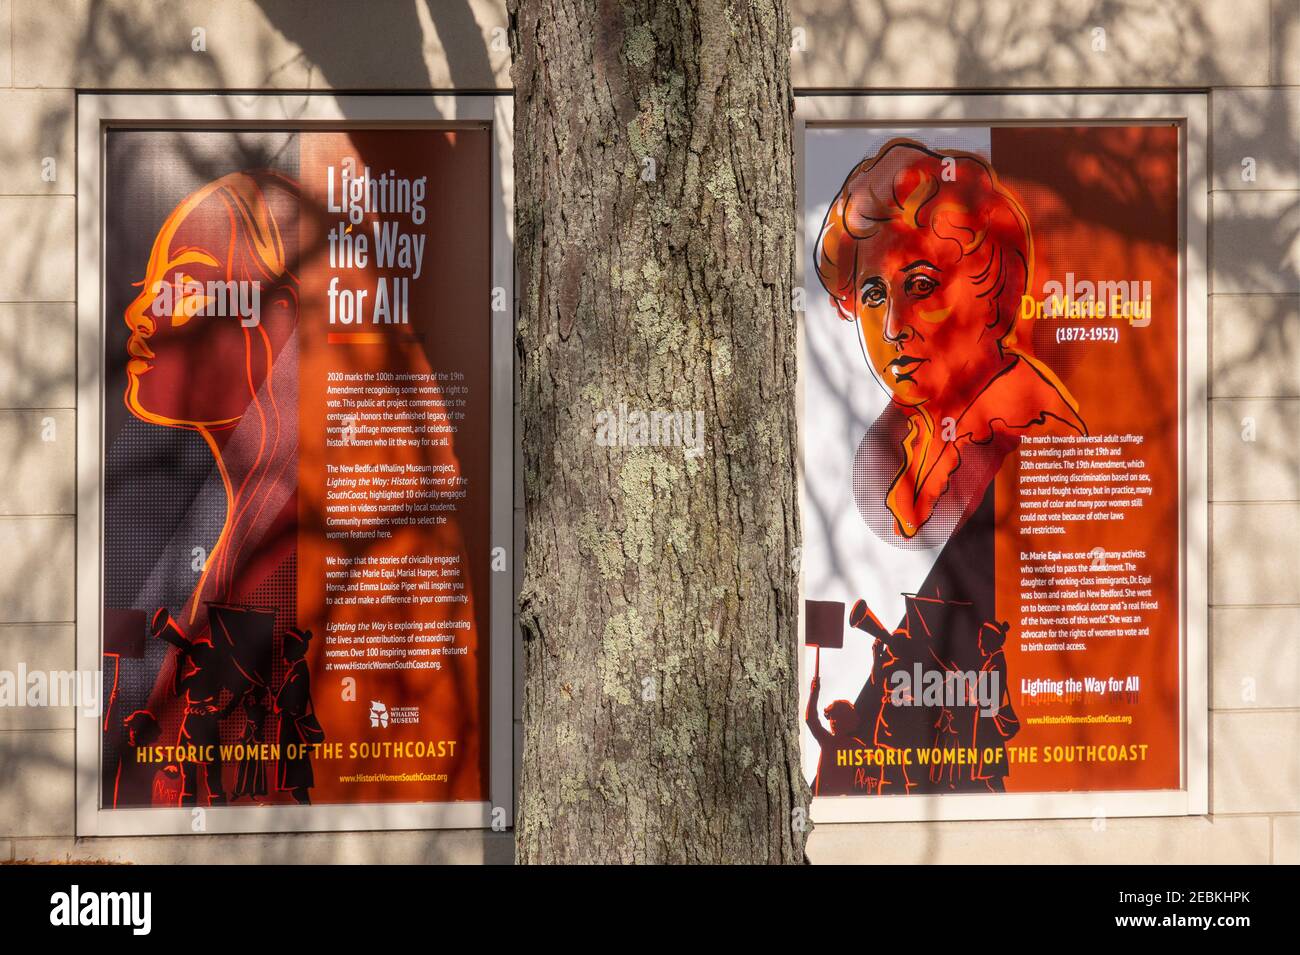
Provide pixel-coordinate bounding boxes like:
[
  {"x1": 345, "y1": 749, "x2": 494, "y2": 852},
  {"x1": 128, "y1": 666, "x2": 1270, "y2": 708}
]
[
  {"x1": 75, "y1": 94, "x2": 515, "y2": 836},
  {"x1": 794, "y1": 93, "x2": 1209, "y2": 823}
]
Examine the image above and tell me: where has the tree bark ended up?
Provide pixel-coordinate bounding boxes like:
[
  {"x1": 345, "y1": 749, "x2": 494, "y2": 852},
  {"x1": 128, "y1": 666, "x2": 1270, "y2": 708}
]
[{"x1": 509, "y1": 0, "x2": 806, "y2": 864}]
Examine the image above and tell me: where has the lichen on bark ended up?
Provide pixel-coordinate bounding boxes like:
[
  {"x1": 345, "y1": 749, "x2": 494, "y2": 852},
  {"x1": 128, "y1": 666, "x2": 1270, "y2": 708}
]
[{"x1": 510, "y1": 0, "x2": 807, "y2": 864}]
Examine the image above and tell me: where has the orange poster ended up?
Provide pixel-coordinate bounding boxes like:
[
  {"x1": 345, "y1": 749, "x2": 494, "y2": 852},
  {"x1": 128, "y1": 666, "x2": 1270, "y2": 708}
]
[
  {"x1": 801, "y1": 125, "x2": 1182, "y2": 799},
  {"x1": 99, "y1": 128, "x2": 493, "y2": 812}
]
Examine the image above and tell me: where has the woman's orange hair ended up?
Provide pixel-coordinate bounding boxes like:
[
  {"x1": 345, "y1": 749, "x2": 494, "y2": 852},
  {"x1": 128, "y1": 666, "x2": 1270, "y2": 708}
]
[
  {"x1": 142, "y1": 169, "x2": 300, "y2": 292},
  {"x1": 815, "y1": 138, "x2": 1033, "y2": 341}
]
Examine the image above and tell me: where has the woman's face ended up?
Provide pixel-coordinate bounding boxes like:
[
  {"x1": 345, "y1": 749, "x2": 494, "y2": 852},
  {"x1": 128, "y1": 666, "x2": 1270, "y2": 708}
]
[
  {"x1": 124, "y1": 185, "x2": 294, "y2": 429},
  {"x1": 852, "y1": 223, "x2": 1006, "y2": 415}
]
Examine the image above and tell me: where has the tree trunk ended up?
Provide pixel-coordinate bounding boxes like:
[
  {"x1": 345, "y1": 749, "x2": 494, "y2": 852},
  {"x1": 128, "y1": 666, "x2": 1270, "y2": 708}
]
[{"x1": 509, "y1": 0, "x2": 806, "y2": 864}]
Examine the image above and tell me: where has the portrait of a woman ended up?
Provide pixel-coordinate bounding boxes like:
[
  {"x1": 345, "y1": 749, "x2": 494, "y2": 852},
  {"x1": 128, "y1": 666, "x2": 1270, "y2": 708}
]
[
  {"x1": 121, "y1": 168, "x2": 308, "y2": 806},
  {"x1": 816, "y1": 138, "x2": 1087, "y2": 540}
]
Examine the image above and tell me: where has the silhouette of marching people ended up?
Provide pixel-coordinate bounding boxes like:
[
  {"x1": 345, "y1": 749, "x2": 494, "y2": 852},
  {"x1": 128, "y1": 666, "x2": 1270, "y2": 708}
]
[
  {"x1": 152, "y1": 607, "x2": 231, "y2": 806},
  {"x1": 231, "y1": 686, "x2": 270, "y2": 801},
  {"x1": 806, "y1": 592, "x2": 1020, "y2": 796},
  {"x1": 275, "y1": 626, "x2": 322, "y2": 806},
  {"x1": 133, "y1": 604, "x2": 322, "y2": 808}
]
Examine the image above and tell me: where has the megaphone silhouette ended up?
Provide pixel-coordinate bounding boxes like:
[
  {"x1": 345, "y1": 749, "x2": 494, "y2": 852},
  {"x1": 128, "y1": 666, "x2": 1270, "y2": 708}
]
[
  {"x1": 150, "y1": 607, "x2": 191, "y2": 653},
  {"x1": 848, "y1": 599, "x2": 889, "y2": 636}
]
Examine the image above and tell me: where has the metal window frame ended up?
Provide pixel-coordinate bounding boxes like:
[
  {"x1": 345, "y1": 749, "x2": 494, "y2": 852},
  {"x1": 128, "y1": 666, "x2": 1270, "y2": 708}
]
[
  {"x1": 794, "y1": 92, "x2": 1209, "y2": 823},
  {"x1": 74, "y1": 93, "x2": 515, "y2": 836}
]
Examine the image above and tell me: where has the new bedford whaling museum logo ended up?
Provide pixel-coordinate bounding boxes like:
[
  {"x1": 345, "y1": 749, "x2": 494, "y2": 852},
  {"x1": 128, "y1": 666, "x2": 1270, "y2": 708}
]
[{"x1": 369, "y1": 700, "x2": 419, "y2": 728}]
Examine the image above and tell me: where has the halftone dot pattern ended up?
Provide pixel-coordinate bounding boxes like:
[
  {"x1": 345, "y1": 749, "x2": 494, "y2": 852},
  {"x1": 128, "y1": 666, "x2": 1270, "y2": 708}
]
[
  {"x1": 852, "y1": 404, "x2": 1010, "y2": 552},
  {"x1": 101, "y1": 415, "x2": 301, "y2": 803},
  {"x1": 248, "y1": 554, "x2": 298, "y2": 752},
  {"x1": 99, "y1": 128, "x2": 306, "y2": 806},
  {"x1": 102, "y1": 416, "x2": 223, "y2": 793}
]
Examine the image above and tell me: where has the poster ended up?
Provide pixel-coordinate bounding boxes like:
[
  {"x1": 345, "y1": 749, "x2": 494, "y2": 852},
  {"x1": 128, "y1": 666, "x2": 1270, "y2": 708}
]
[
  {"x1": 801, "y1": 125, "x2": 1183, "y2": 800},
  {"x1": 99, "y1": 128, "x2": 494, "y2": 812}
]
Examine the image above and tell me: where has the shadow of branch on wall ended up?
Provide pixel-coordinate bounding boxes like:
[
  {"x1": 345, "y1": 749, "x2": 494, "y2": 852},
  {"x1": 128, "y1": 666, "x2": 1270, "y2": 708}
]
[{"x1": 0, "y1": 0, "x2": 1295, "y2": 866}]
